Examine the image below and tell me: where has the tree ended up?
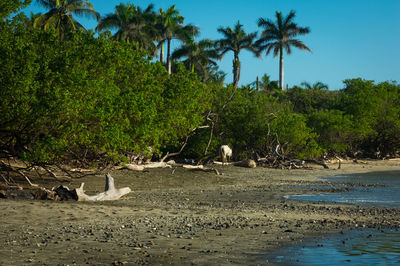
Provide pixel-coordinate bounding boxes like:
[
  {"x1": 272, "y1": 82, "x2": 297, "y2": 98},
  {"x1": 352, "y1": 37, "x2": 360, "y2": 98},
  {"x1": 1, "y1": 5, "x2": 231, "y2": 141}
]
[
  {"x1": 156, "y1": 5, "x2": 199, "y2": 74},
  {"x1": 23, "y1": 11, "x2": 42, "y2": 29},
  {"x1": 1, "y1": 0, "x2": 32, "y2": 20},
  {"x1": 96, "y1": 3, "x2": 157, "y2": 52},
  {"x1": 172, "y1": 39, "x2": 220, "y2": 82},
  {"x1": 0, "y1": 18, "x2": 211, "y2": 166},
  {"x1": 216, "y1": 21, "x2": 259, "y2": 88},
  {"x1": 250, "y1": 74, "x2": 280, "y2": 94},
  {"x1": 301, "y1": 81, "x2": 329, "y2": 90},
  {"x1": 257, "y1": 11, "x2": 311, "y2": 89},
  {"x1": 339, "y1": 79, "x2": 400, "y2": 157},
  {"x1": 286, "y1": 85, "x2": 339, "y2": 114},
  {"x1": 34, "y1": 0, "x2": 99, "y2": 40}
]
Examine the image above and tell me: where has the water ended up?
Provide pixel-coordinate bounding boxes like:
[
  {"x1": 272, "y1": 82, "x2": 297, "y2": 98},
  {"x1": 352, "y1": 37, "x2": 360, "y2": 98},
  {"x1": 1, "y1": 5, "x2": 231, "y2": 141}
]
[
  {"x1": 268, "y1": 171, "x2": 400, "y2": 265},
  {"x1": 287, "y1": 171, "x2": 400, "y2": 208},
  {"x1": 267, "y1": 228, "x2": 400, "y2": 265}
]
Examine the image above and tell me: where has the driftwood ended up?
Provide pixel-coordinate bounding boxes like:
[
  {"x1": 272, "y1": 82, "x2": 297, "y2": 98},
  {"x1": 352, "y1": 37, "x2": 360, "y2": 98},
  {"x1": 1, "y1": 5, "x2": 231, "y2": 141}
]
[
  {"x1": 304, "y1": 160, "x2": 329, "y2": 169},
  {"x1": 213, "y1": 161, "x2": 233, "y2": 165},
  {"x1": 143, "y1": 162, "x2": 172, "y2": 169},
  {"x1": 55, "y1": 173, "x2": 131, "y2": 201},
  {"x1": 182, "y1": 164, "x2": 204, "y2": 169},
  {"x1": 256, "y1": 156, "x2": 306, "y2": 169},
  {"x1": 0, "y1": 174, "x2": 131, "y2": 201},
  {"x1": 125, "y1": 162, "x2": 172, "y2": 171},
  {"x1": 126, "y1": 164, "x2": 145, "y2": 171},
  {"x1": 233, "y1": 159, "x2": 257, "y2": 168},
  {"x1": 75, "y1": 173, "x2": 131, "y2": 201},
  {"x1": 335, "y1": 156, "x2": 343, "y2": 169}
]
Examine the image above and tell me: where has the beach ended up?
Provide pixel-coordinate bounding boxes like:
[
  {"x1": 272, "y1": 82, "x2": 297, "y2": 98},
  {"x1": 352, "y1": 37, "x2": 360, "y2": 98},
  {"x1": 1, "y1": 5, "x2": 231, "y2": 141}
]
[{"x1": 1, "y1": 160, "x2": 400, "y2": 265}]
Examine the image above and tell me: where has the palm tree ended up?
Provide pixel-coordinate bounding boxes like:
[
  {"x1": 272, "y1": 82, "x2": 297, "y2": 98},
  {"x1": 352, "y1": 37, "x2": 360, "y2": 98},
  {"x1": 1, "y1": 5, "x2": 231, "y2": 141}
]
[
  {"x1": 250, "y1": 74, "x2": 279, "y2": 91},
  {"x1": 23, "y1": 11, "x2": 42, "y2": 29},
  {"x1": 156, "y1": 5, "x2": 182, "y2": 66},
  {"x1": 34, "y1": 0, "x2": 99, "y2": 40},
  {"x1": 156, "y1": 5, "x2": 199, "y2": 74},
  {"x1": 301, "y1": 81, "x2": 329, "y2": 90},
  {"x1": 216, "y1": 21, "x2": 260, "y2": 88},
  {"x1": 96, "y1": 3, "x2": 157, "y2": 52},
  {"x1": 172, "y1": 39, "x2": 220, "y2": 82},
  {"x1": 257, "y1": 11, "x2": 311, "y2": 89}
]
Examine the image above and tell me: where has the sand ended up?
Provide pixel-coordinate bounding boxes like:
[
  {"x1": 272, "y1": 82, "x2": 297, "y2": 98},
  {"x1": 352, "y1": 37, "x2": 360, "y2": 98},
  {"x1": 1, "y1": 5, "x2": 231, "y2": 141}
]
[{"x1": 1, "y1": 160, "x2": 400, "y2": 265}]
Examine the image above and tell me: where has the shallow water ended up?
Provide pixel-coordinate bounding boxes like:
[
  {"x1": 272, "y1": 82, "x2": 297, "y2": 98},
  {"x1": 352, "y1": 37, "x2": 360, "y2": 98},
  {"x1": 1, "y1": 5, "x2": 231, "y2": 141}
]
[
  {"x1": 272, "y1": 171, "x2": 400, "y2": 265},
  {"x1": 266, "y1": 228, "x2": 400, "y2": 265},
  {"x1": 287, "y1": 171, "x2": 400, "y2": 208}
]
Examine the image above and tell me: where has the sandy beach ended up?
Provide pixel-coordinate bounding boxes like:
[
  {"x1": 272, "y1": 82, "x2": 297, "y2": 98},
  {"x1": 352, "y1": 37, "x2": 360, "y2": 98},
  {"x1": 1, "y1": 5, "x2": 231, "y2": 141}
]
[{"x1": 1, "y1": 160, "x2": 400, "y2": 265}]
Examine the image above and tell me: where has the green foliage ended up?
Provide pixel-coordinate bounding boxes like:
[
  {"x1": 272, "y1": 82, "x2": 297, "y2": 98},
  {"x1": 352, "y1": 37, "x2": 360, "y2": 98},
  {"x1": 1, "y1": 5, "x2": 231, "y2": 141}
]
[
  {"x1": 2, "y1": 10, "x2": 400, "y2": 166},
  {"x1": 256, "y1": 11, "x2": 311, "y2": 88},
  {"x1": 306, "y1": 110, "x2": 354, "y2": 154},
  {"x1": 216, "y1": 21, "x2": 259, "y2": 87},
  {"x1": 208, "y1": 86, "x2": 322, "y2": 159},
  {"x1": 95, "y1": 2, "x2": 157, "y2": 52},
  {"x1": 339, "y1": 79, "x2": 400, "y2": 157},
  {"x1": 33, "y1": 0, "x2": 99, "y2": 40},
  {"x1": 286, "y1": 86, "x2": 340, "y2": 114},
  {"x1": 269, "y1": 107, "x2": 322, "y2": 159},
  {"x1": 0, "y1": 17, "x2": 209, "y2": 165},
  {"x1": 0, "y1": 0, "x2": 31, "y2": 20}
]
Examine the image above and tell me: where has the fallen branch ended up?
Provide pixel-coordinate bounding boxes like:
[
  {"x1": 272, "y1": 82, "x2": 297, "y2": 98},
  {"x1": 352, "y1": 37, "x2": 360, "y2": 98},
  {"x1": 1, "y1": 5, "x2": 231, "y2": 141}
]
[
  {"x1": 233, "y1": 159, "x2": 257, "y2": 168},
  {"x1": 126, "y1": 164, "x2": 145, "y2": 171},
  {"x1": 335, "y1": 156, "x2": 343, "y2": 169},
  {"x1": 182, "y1": 164, "x2": 204, "y2": 169},
  {"x1": 73, "y1": 173, "x2": 131, "y2": 201},
  {"x1": 143, "y1": 162, "x2": 172, "y2": 169},
  {"x1": 53, "y1": 173, "x2": 131, "y2": 201},
  {"x1": 213, "y1": 161, "x2": 233, "y2": 165},
  {"x1": 304, "y1": 160, "x2": 329, "y2": 169},
  {"x1": 160, "y1": 125, "x2": 209, "y2": 162}
]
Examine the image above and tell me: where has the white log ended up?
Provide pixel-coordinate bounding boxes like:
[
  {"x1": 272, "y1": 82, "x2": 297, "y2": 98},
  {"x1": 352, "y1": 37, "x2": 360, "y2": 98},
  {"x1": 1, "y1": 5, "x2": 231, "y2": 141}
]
[
  {"x1": 126, "y1": 164, "x2": 145, "y2": 171},
  {"x1": 213, "y1": 161, "x2": 233, "y2": 165},
  {"x1": 143, "y1": 162, "x2": 172, "y2": 169},
  {"x1": 335, "y1": 156, "x2": 343, "y2": 169},
  {"x1": 182, "y1": 164, "x2": 204, "y2": 169},
  {"x1": 75, "y1": 173, "x2": 131, "y2": 201}
]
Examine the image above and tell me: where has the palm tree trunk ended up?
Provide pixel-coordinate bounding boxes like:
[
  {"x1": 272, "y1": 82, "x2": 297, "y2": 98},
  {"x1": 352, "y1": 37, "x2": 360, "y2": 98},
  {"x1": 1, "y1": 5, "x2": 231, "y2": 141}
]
[
  {"x1": 279, "y1": 47, "x2": 284, "y2": 89},
  {"x1": 256, "y1": 76, "x2": 259, "y2": 91},
  {"x1": 167, "y1": 38, "x2": 172, "y2": 75},
  {"x1": 233, "y1": 54, "x2": 240, "y2": 88},
  {"x1": 160, "y1": 41, "x2": 165, "y2": 64}
]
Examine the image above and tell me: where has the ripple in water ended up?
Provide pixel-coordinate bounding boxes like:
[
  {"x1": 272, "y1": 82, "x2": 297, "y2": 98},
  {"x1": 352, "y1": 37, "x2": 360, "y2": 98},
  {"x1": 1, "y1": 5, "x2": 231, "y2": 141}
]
[
  {"x1": 287, "y1": 171, "x2": 400, "y2": 208},
  {"x1": 272, "y1": 171, "x2": 400, "y2": 265},
  {"x1": 265, "y1": 228, "x2": 400, "y2": 265}
]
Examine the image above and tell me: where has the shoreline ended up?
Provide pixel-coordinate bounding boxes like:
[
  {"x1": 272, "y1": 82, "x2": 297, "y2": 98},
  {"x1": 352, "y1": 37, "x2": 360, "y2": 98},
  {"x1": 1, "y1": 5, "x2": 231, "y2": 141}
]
[{"x1": 1, "y1": 160, "x2": 400, "y2": 265}]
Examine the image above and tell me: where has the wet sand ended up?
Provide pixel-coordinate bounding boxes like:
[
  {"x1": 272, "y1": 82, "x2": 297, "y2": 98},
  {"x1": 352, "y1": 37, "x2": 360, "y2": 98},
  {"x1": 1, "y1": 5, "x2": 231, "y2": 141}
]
[{"x1": 1, "y1": 160, "x2": 400, "y2": 265}]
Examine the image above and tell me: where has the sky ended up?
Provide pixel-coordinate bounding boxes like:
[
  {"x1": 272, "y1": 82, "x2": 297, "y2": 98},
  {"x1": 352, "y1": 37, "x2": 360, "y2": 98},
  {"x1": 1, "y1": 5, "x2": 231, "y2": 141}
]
[{"x1": 23, "y1": 0, "x2": 400, "y2": 90}]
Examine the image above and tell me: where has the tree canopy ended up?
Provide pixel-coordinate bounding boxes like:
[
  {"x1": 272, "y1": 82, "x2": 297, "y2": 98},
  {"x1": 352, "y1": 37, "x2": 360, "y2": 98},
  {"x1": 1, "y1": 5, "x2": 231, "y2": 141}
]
[{"x1": 1, "y1": 1, "x2": 399, "y2": 169}]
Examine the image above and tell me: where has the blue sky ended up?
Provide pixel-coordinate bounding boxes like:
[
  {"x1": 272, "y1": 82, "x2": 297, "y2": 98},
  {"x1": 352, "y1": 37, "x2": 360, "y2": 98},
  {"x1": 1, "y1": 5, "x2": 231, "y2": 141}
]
[{"x1": 23, "y1": 0, "x2": 400, "y2": 90}]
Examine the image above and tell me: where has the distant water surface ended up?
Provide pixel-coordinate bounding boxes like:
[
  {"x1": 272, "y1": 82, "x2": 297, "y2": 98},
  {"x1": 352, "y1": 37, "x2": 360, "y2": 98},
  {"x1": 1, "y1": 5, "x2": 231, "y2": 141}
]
[
  {"x1": 287, "y1": 171, "x2": 400, "y2": 208},
  {"x1": 267, "y1": 171, "x2": 400, "y2": 265},
  {"x1": 265, "y1": 228, "x2": 400, "y2": 265}
]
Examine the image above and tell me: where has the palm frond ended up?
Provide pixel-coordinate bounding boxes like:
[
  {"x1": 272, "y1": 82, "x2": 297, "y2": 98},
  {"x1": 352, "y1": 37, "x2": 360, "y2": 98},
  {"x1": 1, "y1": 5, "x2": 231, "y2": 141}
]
[
  {"x1": 283, "y1": 10, "x2": 296, "y2": 26},
  {"x1": 287, "y1": 39, "x2": 311, "y2": 52}
]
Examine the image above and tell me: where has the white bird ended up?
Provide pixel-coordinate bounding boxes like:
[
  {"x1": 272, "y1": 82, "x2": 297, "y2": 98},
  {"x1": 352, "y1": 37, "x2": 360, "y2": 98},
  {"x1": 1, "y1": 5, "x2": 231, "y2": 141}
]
[{"x1": 220, "y1": 145, "x2": 232, "y2": 163}]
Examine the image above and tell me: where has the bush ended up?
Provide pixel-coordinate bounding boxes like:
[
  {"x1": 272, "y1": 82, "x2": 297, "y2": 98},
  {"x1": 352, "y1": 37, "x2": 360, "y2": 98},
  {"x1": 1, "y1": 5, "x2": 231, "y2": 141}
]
[{"x1": 0, "y1": 18, "x2": 210, "y2": 165}]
